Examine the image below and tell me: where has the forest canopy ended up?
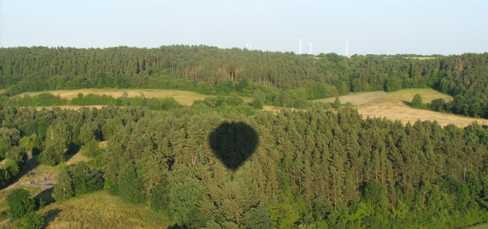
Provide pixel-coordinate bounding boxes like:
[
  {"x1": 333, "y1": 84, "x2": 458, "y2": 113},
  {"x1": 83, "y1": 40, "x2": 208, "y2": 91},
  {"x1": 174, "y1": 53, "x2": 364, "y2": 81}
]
[{"x1": 1, "y1": 46, "x2": 487, "y2": 117}]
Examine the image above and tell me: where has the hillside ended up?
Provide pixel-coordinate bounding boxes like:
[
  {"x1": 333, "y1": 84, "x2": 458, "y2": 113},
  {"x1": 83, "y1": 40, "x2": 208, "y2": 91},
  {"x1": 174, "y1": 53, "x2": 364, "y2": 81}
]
[
  {"x1": 39, "y1": 192, "x2": 170, "y2": 229},
  {"x1": 13, "y1": 88, "x2": 488, "y2": 127},
  {"x1": 0, "y1": 191, "x2": 169, "y2": 229},
  {"x1": 317, "y1": 88, "x2": 488, "y2": 127}
]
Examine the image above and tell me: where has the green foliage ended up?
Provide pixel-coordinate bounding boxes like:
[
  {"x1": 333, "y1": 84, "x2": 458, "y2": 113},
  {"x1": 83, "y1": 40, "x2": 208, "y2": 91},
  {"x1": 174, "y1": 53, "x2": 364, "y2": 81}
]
[
  {"x1": 19, "y1": 134, "x2": 41, "y2": 156},
  {"x1": 0, "y1": 159, "x2": 21, "y2": 187},
  {"x1": 40, "y1": 121, "x2": 72, "y2": 165},
  {"x1": 242, "y1": 206, "x2": 274, "y2": 229},
  {"x1": 7, "y1": 189, "x2": 35, "y2": 219},
  {"x1": 81, "y1": 140, "x2": 99, "y2": 158},
  {"x1": 1, "y1": 47, "x2": 488, "y2": 115},
  {"x1": 53, "y1": 167, "x2": 75, "y2": 201},
  {"x1": 16, "y1": 212, "x2": 45, "y2": 229},
  {"x1": 78, "y1": 123, "x2": 101, "y2": 144},
  {"x1": 384, "y1": 78, "x2": 402, "y2": 92},
  {"x1": 167, "y1": 170, "x2": 205, "y2": 228},
  {"x1": 410, "y1": 94, "x2": 424, "y2": 108},
  {"x1": 118, "y1": 163, "x2": 145, "y2": 203},
  {"x1": 53, "y1": 163, "x2": 104, "y2": 201},
  {"x1": 150, "y1": 181, "x2": 169, "y2": 212},
  {"x1": 430, "y1": 98, "x2": 448, "y2": 112},
  {"x1": 0, "y1": 127, "x2": 21, "y2": 160},
  {"x1": 5, "y1": 146, "x2": 26, "y2": 163}
]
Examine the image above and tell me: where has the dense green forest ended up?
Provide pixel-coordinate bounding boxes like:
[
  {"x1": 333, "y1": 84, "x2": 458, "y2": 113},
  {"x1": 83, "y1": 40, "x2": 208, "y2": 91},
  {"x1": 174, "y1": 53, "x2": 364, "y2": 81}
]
[
  {"x1": 1, "y1": 104, "x2": 488, "y2": 228},
  {"x1": 1, "y1": 46, "x2": 487, "y2": 116}
]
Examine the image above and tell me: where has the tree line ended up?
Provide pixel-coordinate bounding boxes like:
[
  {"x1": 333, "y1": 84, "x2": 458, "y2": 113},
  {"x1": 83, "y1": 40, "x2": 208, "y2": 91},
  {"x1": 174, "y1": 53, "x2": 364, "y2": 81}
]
[{"x1": 2, "y1": 47, "x2": 487, "y2": 112}]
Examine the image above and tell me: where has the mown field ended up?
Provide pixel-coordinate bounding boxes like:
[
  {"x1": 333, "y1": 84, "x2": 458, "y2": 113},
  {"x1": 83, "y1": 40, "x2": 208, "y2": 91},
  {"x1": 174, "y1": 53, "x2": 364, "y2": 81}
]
[
  {"x1": 18, "y1": 88, "x2": 214, "y2": 106},
  {"x1": 15, "y1": 88, "x2": 488, "y2": 127},
  {"x1": 317, "y1": 88, "x2": 488, "y2": 127}
]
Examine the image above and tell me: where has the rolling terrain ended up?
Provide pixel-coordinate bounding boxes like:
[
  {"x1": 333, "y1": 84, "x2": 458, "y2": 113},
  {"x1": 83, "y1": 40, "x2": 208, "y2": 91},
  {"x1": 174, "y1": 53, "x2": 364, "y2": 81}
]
[
  {"x1": 317, "y1": 88, "x2": 488, "y2": 127},
  {"x1": 17, "y1": 88, "x2": 488, "y2": 127},
  {"x1": 18, "y1": 88, "x2": 213, "y2": 106}
]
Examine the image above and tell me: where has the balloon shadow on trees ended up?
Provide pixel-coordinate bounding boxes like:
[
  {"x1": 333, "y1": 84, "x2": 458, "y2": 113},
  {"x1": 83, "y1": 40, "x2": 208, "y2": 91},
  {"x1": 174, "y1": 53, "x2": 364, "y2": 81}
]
[{"x1": 208, "y1": 121, "x2": 259, "y2": 171}]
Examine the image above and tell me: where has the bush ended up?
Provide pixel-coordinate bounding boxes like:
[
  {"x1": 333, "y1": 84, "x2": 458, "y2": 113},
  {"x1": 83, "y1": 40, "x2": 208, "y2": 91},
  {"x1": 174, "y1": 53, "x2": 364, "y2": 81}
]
[
  {"x1": 81, "y1": 140, "x2": 99, "y2": 158},
  {"x1": 5, "y1": 146, "x2": 26, "y2": 163},
  {"x1": 53, "y1": 163, "x2": 104, "y2": 201},
  {"x1": 410, "y1": 94, "x2": 424, "y2": 108},
  {"x1": 16, "y1": 212, "x2": 45, "y2": 229},
  {"x1": 7, "y1": 189, "x2": 35, "y2": 219},
  {"x1": 243, "y1": 206, "x2": 274, "y2": 229}
]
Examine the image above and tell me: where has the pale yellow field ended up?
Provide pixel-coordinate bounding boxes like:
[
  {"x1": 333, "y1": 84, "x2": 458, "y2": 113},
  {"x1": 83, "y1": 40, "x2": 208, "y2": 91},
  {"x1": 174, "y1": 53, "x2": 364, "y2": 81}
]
[
  {"x1": 39, "y1": 191, "x2": 169, "y2": 229},
  {"x1": 19, "y1": 88, "x2": 212, "y2": 106},
  {"x1": 317, "y1": 89, "x2": 488, "y2": 127},
  {"x1": 32, "y1": 105, "x2": 107, "y2": 111}
]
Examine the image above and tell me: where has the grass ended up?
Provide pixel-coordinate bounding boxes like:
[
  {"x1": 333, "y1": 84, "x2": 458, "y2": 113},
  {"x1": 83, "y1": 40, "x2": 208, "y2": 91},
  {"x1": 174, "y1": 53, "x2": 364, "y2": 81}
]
[
  {"x1": 16, "y1": 88, "x2": 488, "y2": 127},
  {"x1": 317, "y1": 88, "x2": 488, "y2": 127},
  {"x1": 38, "y1": 191, "x2": 170, "y2": 229},
  {"x1": 19, "y1": 88, "x2": 213, "y2": 106}
]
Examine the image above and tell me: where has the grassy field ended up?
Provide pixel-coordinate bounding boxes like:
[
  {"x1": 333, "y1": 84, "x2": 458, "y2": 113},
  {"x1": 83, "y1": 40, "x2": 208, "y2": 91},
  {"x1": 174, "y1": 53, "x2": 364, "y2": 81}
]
[
  {"x1": 38, "y1": 191, "x2": 170, "y2": 229},
  {"x1": 0, "y1": 145, "x2": 166, "y2": 229},
  {"x1": 317, "y1": 88, "x2": 488, "y2": 127},
  {"x1": 19, "y1": 88, "x2": 213, "y2": 106},
  {"x1": 15, "y1": 88, "x2": 488, "y2": 127},
  {"x1": 0, "y1": 191, "x2": 169, "y2": 229}
]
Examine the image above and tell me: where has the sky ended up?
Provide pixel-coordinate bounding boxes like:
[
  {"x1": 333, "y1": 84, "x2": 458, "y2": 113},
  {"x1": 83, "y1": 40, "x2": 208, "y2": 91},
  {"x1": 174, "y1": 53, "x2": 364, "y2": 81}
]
[{"x1": 0, "y1": 0, "x2": 487, "y2": 55}]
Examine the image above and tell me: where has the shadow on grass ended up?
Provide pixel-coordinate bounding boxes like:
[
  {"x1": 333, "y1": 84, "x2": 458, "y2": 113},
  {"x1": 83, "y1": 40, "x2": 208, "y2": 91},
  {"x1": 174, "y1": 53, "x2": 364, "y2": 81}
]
[
  {"x1": 64, "y1": 143, "x2": 81, "y2": 162},
  {"x1": 34, "y1": 187, "x2": 55, "y2": 208},
  {"x1": 43, "y1": 208, "x2": 61, "y2": 228}
]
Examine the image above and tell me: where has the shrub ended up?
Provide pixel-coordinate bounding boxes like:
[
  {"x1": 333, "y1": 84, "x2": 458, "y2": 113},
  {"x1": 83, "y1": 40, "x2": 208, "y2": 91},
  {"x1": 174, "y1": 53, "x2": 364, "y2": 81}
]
[
  {"x1": 81, "y1": 140, "x2": 99, "y2": 158},
  {"x1": 16, "y1": 212, "x2": 45, "y2": 229},
  {"x1": 243, "y1": 206, "x2": 274, "y2": 229},
  {"x1": 53, "y1": 163, "x2": 104, "y2": 201},
  {"x1": 7, "y1": 189, "x2": 35, "y2": 219},
  {"x1": 410, "y1": 94, "x2": 424, "y2": 108}
]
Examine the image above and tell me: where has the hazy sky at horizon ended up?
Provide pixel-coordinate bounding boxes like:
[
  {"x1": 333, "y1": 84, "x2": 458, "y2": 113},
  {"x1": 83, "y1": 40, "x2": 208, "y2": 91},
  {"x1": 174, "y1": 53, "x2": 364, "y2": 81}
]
[{"x1": 0, "y1": 0, "x2": 487, "y2": 55}]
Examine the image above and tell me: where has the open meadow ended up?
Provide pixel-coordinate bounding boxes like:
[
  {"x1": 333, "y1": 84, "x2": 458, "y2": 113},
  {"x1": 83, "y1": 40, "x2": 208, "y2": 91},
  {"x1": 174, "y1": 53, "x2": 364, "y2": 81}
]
[
  {"x1": 317, "y1": 88, "x2": 488, "y2": 127},
  {"x1": 19, "y1": 88, "x2": 213, "y2": 106}
]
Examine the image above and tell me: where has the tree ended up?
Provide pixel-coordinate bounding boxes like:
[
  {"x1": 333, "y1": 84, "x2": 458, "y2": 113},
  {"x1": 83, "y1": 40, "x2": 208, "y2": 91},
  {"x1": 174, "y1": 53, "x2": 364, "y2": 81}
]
[
  {"x1": 410, "y1": 94, "x2": 423, "y2": 108},
  {"x1": 41, "y1": 121, "x2": 72, "y2": 165},
  {"x1": 384, "y1": 78, "x2": 401, "y2": 92},
  {"x1": 150, "y1": 181, "x2": 169, "y2": 211},
  {"x1": 16, "y1": 212, "x2": 45, "y2": 229},
  {"x1": 118, "y1": 163, "x2": 145, "y2": 203},
  {"x1": 242, "y1": 206, "x2": 274, "y2": 229},
  {"x1": 7, "y1": 188, "x2": 35, "y2": 219},
  {"x1": 53, "y1": 167, "x2": 75, "y2": 201},
  {"x1": 19, "y1": 134, "x2": 40, "y2": 159},
  {"x1": 53, "y1": 163, "x2": 103, "y2": 201},
  {"x1": 430, "y1": 98, "x2": 447, "y2": 112},
  {"x1": 168, "y1": 170, "x2": 205, "y2": 228},
  {"x1": 70, "y1": 162, "x2": 104, "y2": 195}
]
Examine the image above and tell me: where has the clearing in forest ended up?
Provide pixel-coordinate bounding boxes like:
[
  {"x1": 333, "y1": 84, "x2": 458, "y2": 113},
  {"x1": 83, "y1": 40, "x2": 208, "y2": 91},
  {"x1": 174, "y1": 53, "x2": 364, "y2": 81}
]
[
  {"x1": 317, "y1": 88, "x2": 488, "y2": 127},
  {"x1": 19, "y1": 88, "x2": 213, "y2": 106}
]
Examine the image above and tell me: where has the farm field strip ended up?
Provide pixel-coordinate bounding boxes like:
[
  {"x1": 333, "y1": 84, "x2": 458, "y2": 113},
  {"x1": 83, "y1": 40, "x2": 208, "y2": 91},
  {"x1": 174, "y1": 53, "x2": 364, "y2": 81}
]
[{"x1": 317, "y1": 88, "x2": 488, "y2": 127}]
